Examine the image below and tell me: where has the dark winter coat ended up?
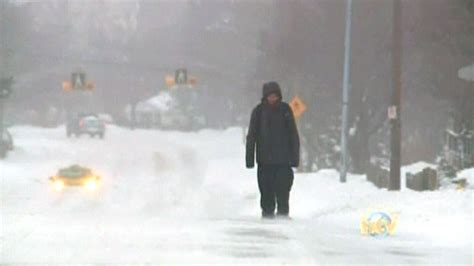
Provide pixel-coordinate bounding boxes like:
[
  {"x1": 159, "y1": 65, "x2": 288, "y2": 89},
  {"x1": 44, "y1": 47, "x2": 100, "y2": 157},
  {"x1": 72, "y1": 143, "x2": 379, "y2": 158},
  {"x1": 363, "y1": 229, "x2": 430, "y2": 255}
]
[{"x1": 246, "y1": 83, "x2": 300, "y2": 168}]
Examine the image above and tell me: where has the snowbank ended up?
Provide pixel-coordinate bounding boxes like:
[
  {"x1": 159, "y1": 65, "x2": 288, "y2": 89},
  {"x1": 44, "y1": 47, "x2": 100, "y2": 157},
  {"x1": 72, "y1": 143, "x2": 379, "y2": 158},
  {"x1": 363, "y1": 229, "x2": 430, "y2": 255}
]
[{"x1": 458, "y1": 167, "x2": 474, "y2": 189}]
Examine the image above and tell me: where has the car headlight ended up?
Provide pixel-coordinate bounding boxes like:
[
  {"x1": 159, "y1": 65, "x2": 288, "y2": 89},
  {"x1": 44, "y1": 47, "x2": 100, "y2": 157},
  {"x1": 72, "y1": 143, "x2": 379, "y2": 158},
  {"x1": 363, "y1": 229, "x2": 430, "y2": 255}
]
[
  {"x1": 85, "y1": 179, "x2": 98, "y2": 191},
  {"x1": 53, "y1": 180, "x2": 64, "y2": 191}
]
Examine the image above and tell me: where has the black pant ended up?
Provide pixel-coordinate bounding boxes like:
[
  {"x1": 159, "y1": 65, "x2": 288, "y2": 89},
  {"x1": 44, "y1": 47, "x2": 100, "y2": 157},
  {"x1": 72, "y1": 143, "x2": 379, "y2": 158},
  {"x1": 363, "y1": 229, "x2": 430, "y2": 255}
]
[{"x1": 257, "y1": 164, "x2": 294, "y2": 217}]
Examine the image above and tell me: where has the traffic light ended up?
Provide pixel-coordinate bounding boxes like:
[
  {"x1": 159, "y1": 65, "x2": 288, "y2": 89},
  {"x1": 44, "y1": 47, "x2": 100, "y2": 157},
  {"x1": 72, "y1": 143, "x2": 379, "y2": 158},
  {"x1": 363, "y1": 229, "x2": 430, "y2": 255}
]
[
  {"x1": 165, "y1": 75, "x2": 175, "y2": 88},
  {"x1": 85, "y1": 81, "x2": 95, "y2": 90},
  {"x1": 189, "y1": 76, "x2": 197, "y2": 86},
  {"x1": 64, "y1": 72, "x2": 95, "y2": 91},
  {"x1": 62, "y1": 81, "x2": 72, "y2": 92}
]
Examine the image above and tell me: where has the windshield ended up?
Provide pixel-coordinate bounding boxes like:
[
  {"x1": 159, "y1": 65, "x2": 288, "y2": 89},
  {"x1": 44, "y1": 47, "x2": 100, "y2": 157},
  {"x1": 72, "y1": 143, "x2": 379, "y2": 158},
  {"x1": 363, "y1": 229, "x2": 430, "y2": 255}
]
[{"x1": 83, "y1": 117, "x2": 100, "y2": 126}]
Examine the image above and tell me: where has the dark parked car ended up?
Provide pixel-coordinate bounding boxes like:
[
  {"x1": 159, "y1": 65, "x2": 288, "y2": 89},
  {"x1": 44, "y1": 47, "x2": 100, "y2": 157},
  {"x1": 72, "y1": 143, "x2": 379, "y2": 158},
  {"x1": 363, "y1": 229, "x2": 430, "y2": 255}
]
[
  {"x1": 0, "y1": 129, "x2": 14, "y2": 158},
  {"x1": 67, "y1": 114, "x2": 105, "y2": 138},
  {"x1": 2, "y1": 129, "x2": 14, "y2": 150}
]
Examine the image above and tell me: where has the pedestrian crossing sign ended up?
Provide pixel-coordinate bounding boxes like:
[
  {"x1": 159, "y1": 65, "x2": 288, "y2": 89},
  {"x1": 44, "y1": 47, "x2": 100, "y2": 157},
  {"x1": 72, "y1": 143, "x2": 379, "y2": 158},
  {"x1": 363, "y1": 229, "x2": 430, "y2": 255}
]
[
  {"x1": 175, "y1": 69, "x2": 187, "y2": 85},
  {"x1": 290, "y1": 95, "x2": 307, "y2": 119},
  {"x1": 71, "y1": 72, "x2": 86, "y2": 90}
]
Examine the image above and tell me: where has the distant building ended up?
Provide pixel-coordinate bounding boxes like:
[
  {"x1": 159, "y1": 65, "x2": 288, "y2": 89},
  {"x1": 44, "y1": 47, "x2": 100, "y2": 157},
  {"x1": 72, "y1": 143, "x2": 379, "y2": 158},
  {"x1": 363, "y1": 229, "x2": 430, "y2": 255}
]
[
  {"x1": 125, "y1": 91, "x2": 206, "y2": 130},
  {"x1": 125, "y1": 91, "x2": 173, "y2": 129}
]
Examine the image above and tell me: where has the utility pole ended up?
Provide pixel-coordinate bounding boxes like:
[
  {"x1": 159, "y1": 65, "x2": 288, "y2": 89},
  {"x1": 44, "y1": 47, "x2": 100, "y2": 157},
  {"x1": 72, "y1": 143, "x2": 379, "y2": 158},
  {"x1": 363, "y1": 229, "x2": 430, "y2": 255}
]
[
  {"x1": 389, "y1": 0, "x2": 402, "y2": 190},
  {"x1": 340, "y1": 0, "x2": 353, "y2": 183},
  {"x1": 0, "y1": 1, "x2": 8, "y2": 158}
]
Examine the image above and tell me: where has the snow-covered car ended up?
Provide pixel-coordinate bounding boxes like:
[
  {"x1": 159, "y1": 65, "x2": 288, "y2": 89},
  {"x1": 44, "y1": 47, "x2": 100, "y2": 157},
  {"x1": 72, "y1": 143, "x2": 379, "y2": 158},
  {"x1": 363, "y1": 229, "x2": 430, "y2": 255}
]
[
  {"x1": 67, "y1": 114, "x2": 105, "y2": 138},
  {"x1": 49, "y1": 165, "x2": 101, "y2": 191},
  {"x1": 2, "y1": 129, "x2": 13, "y2": 151}
]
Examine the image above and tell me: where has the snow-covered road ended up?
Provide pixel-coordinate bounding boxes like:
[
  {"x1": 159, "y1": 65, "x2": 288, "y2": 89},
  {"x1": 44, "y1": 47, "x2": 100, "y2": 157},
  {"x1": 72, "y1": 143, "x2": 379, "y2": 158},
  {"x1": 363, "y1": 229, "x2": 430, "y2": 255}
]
[{"x1": 1, "y1": 126, "x2": 472, "y2": 265}]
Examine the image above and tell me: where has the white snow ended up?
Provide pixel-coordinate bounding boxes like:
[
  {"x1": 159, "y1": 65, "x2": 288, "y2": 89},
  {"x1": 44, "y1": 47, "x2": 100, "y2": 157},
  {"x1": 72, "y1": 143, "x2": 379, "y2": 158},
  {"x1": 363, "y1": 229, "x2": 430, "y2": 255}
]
[
  {"x1": 136, "y1": 91, "x2": 175, "y2": 113},
  {"x1": 402, "y1": 161, "x2": 437, "y2": 175},
  {"x1": 0, "y1": 126, "x2": 472, "y2": 265},
  {"x1": 458, "y1": 168, "x2": 474, "y2": 189}
]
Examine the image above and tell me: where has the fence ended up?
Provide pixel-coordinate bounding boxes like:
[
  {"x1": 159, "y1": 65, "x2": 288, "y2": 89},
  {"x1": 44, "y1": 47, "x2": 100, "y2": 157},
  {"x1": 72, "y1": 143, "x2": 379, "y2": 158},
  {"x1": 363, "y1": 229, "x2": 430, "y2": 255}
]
[{"x1": 444, "y1": 130, "x2": 474, "y2": 171}]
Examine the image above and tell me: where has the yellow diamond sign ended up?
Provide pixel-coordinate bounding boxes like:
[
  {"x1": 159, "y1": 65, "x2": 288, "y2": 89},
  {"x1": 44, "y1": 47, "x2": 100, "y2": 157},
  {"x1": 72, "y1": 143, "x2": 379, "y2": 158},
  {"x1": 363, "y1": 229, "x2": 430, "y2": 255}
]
[{"x1": 289, "y1": 95, "x2": 307, "y2": 119}]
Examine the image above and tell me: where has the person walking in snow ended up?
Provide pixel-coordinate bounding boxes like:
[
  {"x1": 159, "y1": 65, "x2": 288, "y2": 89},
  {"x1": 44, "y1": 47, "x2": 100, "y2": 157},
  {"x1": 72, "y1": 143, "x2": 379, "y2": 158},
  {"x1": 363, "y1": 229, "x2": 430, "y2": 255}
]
[{"x1": 246, "y1": 81, "x2": 300, "y2": 219}]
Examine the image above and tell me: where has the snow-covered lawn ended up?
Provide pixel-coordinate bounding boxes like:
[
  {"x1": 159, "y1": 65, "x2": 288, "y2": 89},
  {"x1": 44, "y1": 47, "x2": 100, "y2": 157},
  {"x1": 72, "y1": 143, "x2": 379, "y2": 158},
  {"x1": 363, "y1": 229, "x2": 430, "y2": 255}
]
[
  {"x1": 459, "y1": 168, "x2": 474, "y2": 190},
  {"x1": 1, "y1": 126, "x2": 472, "y2": 265}
]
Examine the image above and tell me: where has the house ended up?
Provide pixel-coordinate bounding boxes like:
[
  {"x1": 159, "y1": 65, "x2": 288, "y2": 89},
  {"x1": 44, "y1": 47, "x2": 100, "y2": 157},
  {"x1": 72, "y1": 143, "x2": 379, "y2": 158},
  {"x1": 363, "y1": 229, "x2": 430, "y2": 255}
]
[{"x1": 126, "y1": 90, "x2": 206, "y2": 130}]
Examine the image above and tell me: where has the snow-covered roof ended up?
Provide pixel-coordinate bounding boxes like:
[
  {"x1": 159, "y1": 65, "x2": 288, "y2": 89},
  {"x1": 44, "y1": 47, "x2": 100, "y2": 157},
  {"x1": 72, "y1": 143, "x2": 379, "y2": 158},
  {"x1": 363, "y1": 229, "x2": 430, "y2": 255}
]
[
  {"x1": 402, "y1": 161, "x2": 437, "y2": 176},
  {"x1": 135, "y1": 91, "x2": 175, "y2": 113},
  {"x1": 458, "y1": 63, "x2": 474, "y2": 82}
]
